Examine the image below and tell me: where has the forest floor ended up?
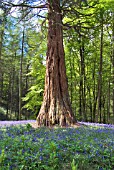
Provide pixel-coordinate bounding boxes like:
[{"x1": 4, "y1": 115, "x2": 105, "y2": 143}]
[
  {"x1": 30, "y1": 121, "x2": 82, "y2": 129},
  {"x1": 0, "y1": 120, "x2": 114, "y2": 129},
  {"x1": 0, "y1": 121, "x2": 114, "y2": 169},
  {"x1": 0, "y1": 120, "x2": 81, "y2": 128}
]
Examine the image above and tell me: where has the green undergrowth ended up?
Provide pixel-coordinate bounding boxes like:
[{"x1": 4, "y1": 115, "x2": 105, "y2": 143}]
[{"x1": 0, "y1": 125, "x2": 114, "y2": 170}]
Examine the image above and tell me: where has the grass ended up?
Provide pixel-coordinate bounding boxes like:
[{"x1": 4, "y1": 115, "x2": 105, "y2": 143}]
[{"x1": 0, "y1": 121, "x2": 114, "y2": 170}]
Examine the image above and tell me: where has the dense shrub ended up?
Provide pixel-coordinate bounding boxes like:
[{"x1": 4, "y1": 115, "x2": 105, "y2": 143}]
[{"x1": 0, "y1": 107, "x2": 7, "y2": 120}]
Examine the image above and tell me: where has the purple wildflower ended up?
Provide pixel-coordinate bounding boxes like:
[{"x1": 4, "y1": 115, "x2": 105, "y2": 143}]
[
  {"x1": 0, "y1": 120, "x2": 36, "y2": 127},
  {"x1": 78, "y1": 121, "x2": 114, "y2": 129}
]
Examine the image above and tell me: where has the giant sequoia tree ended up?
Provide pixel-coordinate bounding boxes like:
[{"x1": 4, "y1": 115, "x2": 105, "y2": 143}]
[
  {"x1": 0, "y1": 0, "x2": 76, "y2": 124},
  {"x1": 37, "y1": 0, "x2": 76, "y2": 126}
]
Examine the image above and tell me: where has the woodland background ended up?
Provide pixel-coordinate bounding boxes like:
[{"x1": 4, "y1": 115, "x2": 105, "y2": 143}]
[{"x1": 0, "y1": 0, "x2": 114, "y2": 124}]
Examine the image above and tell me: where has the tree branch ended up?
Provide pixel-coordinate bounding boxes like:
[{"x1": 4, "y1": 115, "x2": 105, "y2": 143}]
[{"x1": 1, "y1": 1, "x2": 48, "y2": 9}]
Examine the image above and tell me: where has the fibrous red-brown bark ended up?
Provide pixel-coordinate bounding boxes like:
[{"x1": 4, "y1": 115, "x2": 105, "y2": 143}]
[{"x1": 37, "y1": 0, "x2": 76, "y2": 126}]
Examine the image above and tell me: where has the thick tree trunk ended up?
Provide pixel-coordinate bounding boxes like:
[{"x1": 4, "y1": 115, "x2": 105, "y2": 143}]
[{"x1": 37, "y1": 0, "x2": 76, "y2": 126}]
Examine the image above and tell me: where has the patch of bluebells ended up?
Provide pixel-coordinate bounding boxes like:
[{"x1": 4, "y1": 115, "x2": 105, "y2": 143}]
[
  {"x1": 78, "y1": 121, "x2": 114, "y2": 129},
  {"x1": 0, "y1": 122, "x2": 114, "y2": 169},
  {"x1": 0, "y1": 120, "x2": 36, "y2": 127}
]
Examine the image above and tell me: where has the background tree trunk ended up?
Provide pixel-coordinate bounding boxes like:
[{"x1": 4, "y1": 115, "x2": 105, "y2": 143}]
[
  {"x1": 19, "y1": 29, "x2": 24, "y2": 120},
  {"x1": 107, "y1": 78, "x2": 111, "y2": 123},
  {"x1": 96, "y1": 11, "x2": 103, "y2": 122},
  {"x1": 0, "y1": 10, "x2": 6, "y2": 104},
  {"x1": 37, "y1": 0, "x2": 76, "y2": 126},
  {"x1": 112, "y1": 12, "x2": 114, "y2": 124}
]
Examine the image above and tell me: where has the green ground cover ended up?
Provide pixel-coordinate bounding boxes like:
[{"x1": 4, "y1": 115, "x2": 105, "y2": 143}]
[{"x1": 0, "y1": 124, "x2": 114, "y2": 170}]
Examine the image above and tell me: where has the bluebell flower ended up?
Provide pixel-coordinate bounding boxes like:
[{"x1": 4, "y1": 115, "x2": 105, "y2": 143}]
[
  {"x1": 39, "y1": 155, "x2": 43, "y2": 161},
  {"x1": 39, "y1": 148, "x2": 43, "y2": 152},
  {"x1": 22, "y1": 149, "x2": 25, "y2": 153},
  {"x1": 99, "y1": 167, "x2": 103, "y2": 170}
]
